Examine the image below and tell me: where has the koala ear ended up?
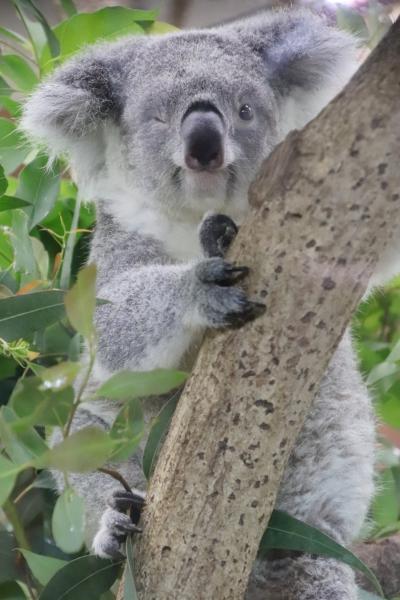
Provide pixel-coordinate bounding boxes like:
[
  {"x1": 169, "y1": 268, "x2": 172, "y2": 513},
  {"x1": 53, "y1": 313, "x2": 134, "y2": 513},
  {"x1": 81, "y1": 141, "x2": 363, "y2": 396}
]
[
  {"x1": 21, "y1": 44, "x2": 129, "y2": 154},
  {"x1": 231, "y1": 9, "x2": 358, "y2": 123}
]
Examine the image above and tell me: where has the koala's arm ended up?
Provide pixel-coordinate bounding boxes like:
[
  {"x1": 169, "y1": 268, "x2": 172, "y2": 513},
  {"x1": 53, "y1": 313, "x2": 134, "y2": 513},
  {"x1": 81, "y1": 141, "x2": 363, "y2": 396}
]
[
  {"x1": 91, "y1": 216, "x2": 263, "y2": 375},
  {"x1": 95, "y1": 257, "x2": 262, "y2": 374}
]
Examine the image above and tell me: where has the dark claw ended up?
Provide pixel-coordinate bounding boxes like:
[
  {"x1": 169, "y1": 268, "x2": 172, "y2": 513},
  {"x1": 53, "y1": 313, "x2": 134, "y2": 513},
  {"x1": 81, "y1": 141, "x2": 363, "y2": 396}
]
[
  {"x1": 197, "y1": 259, "x2": 250, "y2": 285},
  {"x1": 108, "y1": 490, "x2": 146, "y2": 512},
  {"x1": 225, "y1": 301, "x2": 266, "y2": 328}
]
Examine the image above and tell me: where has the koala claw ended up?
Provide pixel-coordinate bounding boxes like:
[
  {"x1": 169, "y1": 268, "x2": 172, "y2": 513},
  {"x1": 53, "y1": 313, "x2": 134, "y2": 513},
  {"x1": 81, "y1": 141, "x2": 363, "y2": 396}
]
[
  {"x1": 199, "y1": 213, "x2": 238, "y2": 257},
  {"x1": 92, "y1": 488, "x2": 145, "y2": 559},
  {"x1": 196, "y1": 257, "x2": 249, "y2": 286},
  {"x1": 225, "y1": 301, "x2": 266, "y2": 328}
]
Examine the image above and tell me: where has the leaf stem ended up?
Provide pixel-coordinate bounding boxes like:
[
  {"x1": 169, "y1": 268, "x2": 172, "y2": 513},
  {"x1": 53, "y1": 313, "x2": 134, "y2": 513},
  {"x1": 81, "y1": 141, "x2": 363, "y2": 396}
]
[
  {"x1": 97, "y1": 467, "x2": 132, "y2": 493},
  {"x1": 63, "y1": 343, "x2": 95, "y2": 438}
]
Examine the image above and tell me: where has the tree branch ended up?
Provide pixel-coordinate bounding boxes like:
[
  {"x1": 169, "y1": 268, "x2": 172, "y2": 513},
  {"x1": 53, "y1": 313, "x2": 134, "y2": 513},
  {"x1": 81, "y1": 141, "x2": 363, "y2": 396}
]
[{"x1": 134, "y1": 21, "x2": 400, "y2": 599}]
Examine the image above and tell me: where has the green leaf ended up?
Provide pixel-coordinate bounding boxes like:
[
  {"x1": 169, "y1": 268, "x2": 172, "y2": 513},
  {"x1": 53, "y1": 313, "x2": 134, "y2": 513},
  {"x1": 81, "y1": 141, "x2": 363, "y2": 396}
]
[
  {"x1": 60, "y1": 0, "x2": 77, "y2": 17},
  {"x1": 142, "y1": 392, "x2": 179, "y2": 480},
  {"x1": 0, "y1": 290, "x2": 65, "y2": 342},
  {"x1": 0, "y1": 405, "x2": 48, "y2": 463},
  {"x1": 10, "y1": 376, "x2": 75, "y2": 428},
  {"x1": 31, "y1": 237, "x2": 49, "y2": 280},
  {"x1": 20, "y1": 549, "x2": 67, "y2": 586},
  {"x1": 0, "y1": 581, "x2": 27, "y2": 599},
  {"x1": 0, "y1": 55, "x2": 38, "y2": 92},
  {"x1": 37, "y1": 427, "x2": 114, "y2": 472},
  {"x1": 124, "y1": 536, "x2": 138, "y2": 600},
  {"x1": 13, "y1": 0, "x2": 60, "y2": 59},
  {"x1": 336, "y1": 7, "x2": 369, "y2": 41},
  {"x1": 109, "y1": 399, "x2": 143, "y2": 462},
  {"x1": 0, "y1": 118, "x2": 30, "y2": 174},
  {"x1": 10, "y1": 209, "x2": 38, "y2": 275},
  {"x1": 17, "y1": 155, "x2": 60, "y2": 229},
  {"x1": 0, "y1": 26, "x2": 29, "y2": 46},
  {"x1": 40, "y1": 7, "x2": 152, "y2": 69},
  {"x1": 95, "y1": 369, "x2": 187, "y2": 400},
  {"x1": 259, "y1": 510, "x2": 384, "y2": 596},
  {"x1": 0, "y1": 532, "x2": 19, "y2": 585},
  {"x1": 64, "y1": 264, "x2": 96, "y2": 340},
  {"x1": 0, "y1": 165, "x2": 7, "y2": 196},
  {"x1": 39, "y1": 361, "x2": 81, "y2": 391},
  {"x1": 52, "y1": 488, "x2": 85, "y2": 554},
  {"x1": 39, "y1": 556, "x2": 121, "y2": 600},
  {"x1": 357, "y1": 590, "x2": 383, "y2": 600},
  {"x1": 0, "y1": 95, "x2": 22, "y2": 117},
  {"x1": 372, "y1": 469, "x2": 399, "y2": 531},
  {"x1": 0, "y1": 454, "x2": 20, "y2": 506},
  {"x1": 367, "y1": 361, "x2": 399, "y2": 385},
  {"x1": 0, "y1": 196, "x2": 31, "y2": 212}
]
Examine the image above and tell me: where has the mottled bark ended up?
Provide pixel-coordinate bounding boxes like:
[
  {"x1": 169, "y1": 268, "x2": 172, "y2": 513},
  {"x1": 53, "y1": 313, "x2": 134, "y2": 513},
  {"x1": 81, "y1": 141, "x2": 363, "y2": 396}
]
[{"x1": 132, "y1": 21, "x2": 400, "y2": 600}]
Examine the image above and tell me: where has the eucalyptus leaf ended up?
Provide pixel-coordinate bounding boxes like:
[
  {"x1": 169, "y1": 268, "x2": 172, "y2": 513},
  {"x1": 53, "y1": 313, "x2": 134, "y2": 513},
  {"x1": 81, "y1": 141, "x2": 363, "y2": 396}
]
[
  {"x1": 60, "y1": 0, "x2": 77, "y2": 17},
  {"x1": 17, "y1": 155, "x2": 60, "y2": 229},
  {"x1": 0, "y1": 26, "x2": 29, "y2": 46},
  {"x1": 0, "y1": 118, "x2": 30, "y2": 174},
  {"x1": 259, "y1": 510, "x2": 383, "y2": 596},
  {"x1": 0, "y1": 405, "x2": 48, "y2": 463},
  {"x1": 10, "y1": 209, "x2": 38, "y2": 275},
  {"x1": 40, "y1": 7, "x2": 152, "y2": 69},
  {"x1": 0, "y1": 196, "x2": 31, "y2": 212},
  {"x1": 371, "y1": 469, "x2": 399, "y2": 531},
  {"x1": 10, "y1": 376, "x2": 75, "y2": 428},
  {"x1": 39, "y1": 556, "x2": 121, "y2": 600},
  {"x1": 0, "y1": 95, "x2": 22, "y2": 117},
  {"x1": 39, "y1": 361, "x2": 81, "y2": 391},
  {"x1": 13, "y1": 0, "x2": 60, "y2": 59},
  {"x1": 20, "y1": 549, "x2": 67, "y2": 586},
  {"x1": 52, "y1": 488, "x2": 85, "y2": 554},
  {"x1": 95, "y1": 369, "x2": 187, "y2": 400},
  {"x1": 143, "y1": 391, "x2": 179, "y2": 480},
  {"x1": 0, "y1": 453, "x2": 20, "y2": 506},
  {"x1": 0, "y1": 54, "x2": 38, "y2": 92},
  {"x1": 0, "y1": 165, "x2": 7, "y2": 196},
  {"x1": 37, "y1": 427, "x2": 115, "y2": 472},
  {"x1": 0, "y1": 290, "x2": 65, "y2": 342},
  {"x1": 0, "y1": 581, "x2": 27, "y2": 599},
  {"x1": 124, "y1": 535, "x2": 138, "y2": 600},
  {"x1": 109, "y1": 398, "x2": 144, "y2": 462},
  {"x1": 0, "y1": 532, "x2": 20, "y2": 584},
  {"x1": 357, "y1": 590, "x2": 383, "y2": 600},
  {"x1": 64, "y1": 264, "x2": 96, "y2": 340}
]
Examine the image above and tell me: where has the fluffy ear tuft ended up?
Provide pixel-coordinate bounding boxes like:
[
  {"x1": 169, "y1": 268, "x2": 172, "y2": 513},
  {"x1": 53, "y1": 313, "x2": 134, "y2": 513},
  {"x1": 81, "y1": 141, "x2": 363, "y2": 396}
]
[
  {"x1": 229, "y1": 8, "x2": 358, "y2": 130},
  {"x1": 236, "y1": 9, "x2": 358, "y2": 93},
  {"x1": 21, "y1": 45, "x2": 127, "y2": 155}
]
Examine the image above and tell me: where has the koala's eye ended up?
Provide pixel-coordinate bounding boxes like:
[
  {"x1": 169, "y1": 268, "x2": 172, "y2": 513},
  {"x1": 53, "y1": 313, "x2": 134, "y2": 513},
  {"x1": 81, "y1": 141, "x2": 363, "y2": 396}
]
[{"x1": 239, "y1": 104, "x2": 253, "y2": 121}]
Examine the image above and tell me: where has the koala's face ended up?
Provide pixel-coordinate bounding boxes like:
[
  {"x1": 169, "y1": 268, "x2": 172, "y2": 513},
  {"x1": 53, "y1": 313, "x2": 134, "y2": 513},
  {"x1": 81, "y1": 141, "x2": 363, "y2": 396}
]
[
  {"x1": 22, "y1": 10, "x2": 356, "y2": 222},
  {"x1": 115, "y1": 33, "x2": 278, "y2": 217}
]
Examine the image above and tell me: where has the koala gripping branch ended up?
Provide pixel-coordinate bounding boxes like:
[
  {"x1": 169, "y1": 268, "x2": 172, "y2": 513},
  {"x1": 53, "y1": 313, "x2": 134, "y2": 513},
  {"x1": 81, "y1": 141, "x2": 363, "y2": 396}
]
[{"x1": 132, "y1": 21, "x2": 400, "y2": 600}]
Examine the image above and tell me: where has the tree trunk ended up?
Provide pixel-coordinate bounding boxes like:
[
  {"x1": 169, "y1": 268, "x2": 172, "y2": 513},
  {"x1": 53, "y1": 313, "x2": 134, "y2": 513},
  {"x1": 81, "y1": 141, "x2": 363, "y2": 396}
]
[{"x1": 133, "y1": 20, "x2": 400, "y2": 600}]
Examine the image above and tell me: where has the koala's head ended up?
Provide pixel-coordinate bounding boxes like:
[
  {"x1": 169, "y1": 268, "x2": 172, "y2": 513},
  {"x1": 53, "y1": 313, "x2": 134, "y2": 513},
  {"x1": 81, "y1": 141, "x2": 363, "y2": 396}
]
[{"x1": 22, "y1": 9, "x2": 357, "y2": 223}]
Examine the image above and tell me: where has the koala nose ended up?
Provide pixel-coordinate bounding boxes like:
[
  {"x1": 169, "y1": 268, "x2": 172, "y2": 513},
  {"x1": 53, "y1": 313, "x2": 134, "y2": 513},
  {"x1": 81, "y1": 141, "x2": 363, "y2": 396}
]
[{"x1": 182, "y1": 110, "x2": 224, "y2": 171}]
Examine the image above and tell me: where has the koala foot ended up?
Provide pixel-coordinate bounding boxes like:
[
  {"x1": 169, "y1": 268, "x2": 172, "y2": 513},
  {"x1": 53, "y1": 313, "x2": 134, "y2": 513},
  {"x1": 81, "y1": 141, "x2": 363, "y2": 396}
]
[
  {"x1": 199, "y1": 213, "x2": 238, "y2": 258},
  {"x1": 193, "y1": 257, "x2": 266, "y2": 328},
  {"x1": 92, "y1": 489, "x2": 145, "y2": 559}
]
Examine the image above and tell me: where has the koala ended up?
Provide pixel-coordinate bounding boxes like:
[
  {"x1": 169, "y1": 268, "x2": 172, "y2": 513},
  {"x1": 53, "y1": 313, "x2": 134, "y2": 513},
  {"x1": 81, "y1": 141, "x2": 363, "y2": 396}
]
[{"x1": 22, "y1": 8, "x2": 389, "y2": 599}]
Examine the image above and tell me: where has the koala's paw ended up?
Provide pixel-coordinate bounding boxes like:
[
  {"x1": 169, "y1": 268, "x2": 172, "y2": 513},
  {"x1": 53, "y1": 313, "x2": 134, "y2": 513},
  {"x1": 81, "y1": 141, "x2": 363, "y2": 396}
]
[
  {"x1": 92, "y1": 489, "x2": 145, "y2": 559},
  {"x1": 193, "y1": 258, "x2": 266, "y2": 328},
  {"x1": 199, "y1": 213, "x2": 238, "y2": 257}
]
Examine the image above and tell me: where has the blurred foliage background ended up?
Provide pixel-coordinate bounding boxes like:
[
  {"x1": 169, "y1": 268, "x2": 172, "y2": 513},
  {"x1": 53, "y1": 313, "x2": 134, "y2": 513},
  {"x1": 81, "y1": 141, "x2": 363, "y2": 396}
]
[{"x1": 0, "y1": 1, "x2": 399, "y2": 599}]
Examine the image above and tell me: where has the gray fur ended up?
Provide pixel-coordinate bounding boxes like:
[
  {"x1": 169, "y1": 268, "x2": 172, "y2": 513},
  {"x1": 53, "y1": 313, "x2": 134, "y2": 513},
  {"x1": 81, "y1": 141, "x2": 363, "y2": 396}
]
[{"x1": 23, "y1": 8, "x2": 380, "y2": 599}]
